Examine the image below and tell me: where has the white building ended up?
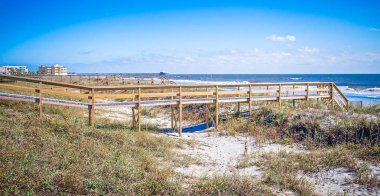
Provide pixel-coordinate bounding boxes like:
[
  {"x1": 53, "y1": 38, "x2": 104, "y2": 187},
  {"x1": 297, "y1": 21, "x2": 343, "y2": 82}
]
[
  {"x1": 0, "y1": 66, "x2": 5, "y2": 74},
  {"x1": 51, "y1": 64, "x2": 68, "y2": 75},
  {"x1": 38, "y1": 64, "x2": 68, "y2": 75},
  {"x1": 0, "y1": 66, "x2": 29, "y2": 75}
]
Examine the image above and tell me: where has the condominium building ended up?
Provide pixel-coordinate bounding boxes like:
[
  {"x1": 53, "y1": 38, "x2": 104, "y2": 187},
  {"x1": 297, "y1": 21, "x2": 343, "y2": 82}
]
[
  {"x1": 0, "y1": 65, "x2": 29, "y2": 75},
  {"x1": 38, "y1": 64, "x2": 68, "y2": 75}
]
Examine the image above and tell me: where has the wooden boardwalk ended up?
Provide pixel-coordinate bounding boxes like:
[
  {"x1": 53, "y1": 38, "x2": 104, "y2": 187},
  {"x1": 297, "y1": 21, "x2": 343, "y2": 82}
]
[{"x1": 0, "y1": 74, "x2": 349, "y2": 137}]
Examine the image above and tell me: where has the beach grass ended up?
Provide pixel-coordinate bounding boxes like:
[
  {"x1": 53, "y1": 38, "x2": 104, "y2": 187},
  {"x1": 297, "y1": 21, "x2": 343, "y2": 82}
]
[
  {"x1": 0, "y1": 100, "x2": 278, "y2": 195},
  {"x1": 0, "y1": 101, "x2": 184, "y2": 195},
  {"x1": 1, "y1": 97, "x2": 379, "y2": 194},
  {"x1": 257, "y1": 146, "x2": 378, "y2": 190},
  {"x1": 220, "y1": 101, "x2": 380, "y2": 148},
  {"x1": 191, "y1": 175, "x2": 273, "y2": 195}
]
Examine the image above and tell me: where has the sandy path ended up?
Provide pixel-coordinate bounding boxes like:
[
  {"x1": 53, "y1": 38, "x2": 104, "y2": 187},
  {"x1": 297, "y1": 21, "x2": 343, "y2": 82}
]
[
  {"x1": 166, "y1": 131, "x2": 304, "y2": 178},
  {"x1": 169, "y1": 131, "x2": 261, "y2": 178},
  {"x1": 164, "y1": 131, "x2": 380, "y2": 195},
  {"x1": 99, "y1": 108, "x2": 380, "y2": 195}
]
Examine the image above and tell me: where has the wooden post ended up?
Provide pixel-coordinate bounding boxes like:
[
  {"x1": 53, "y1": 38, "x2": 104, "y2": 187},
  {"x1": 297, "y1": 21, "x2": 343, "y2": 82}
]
[
  {"x1": 205, "y1": 104, "x2": 210, "y2": 128},
  {"x1": 170, "y1": 88, "x2": 174, "y2": 131},
  {"x1": 171, "y1": 106, "x2": 174, "y2": 131},
  {"x1": 132, "y1": 89, "x2": 135, "y2": 102},
  {"x1": 278, "y1": 84, "x2": 282, "y2": 107},
  {"x1": 292, "y1": 84, "x2": 295, "y2": 107},
  {"x1": 249, "y1": 84, "x2": 252, "y2": 116},
  {"x1": 331, "y1": 83, "x2": 334, "y2": 109},
  {"x1": 178, "y1": 86, "x2": 183, "y2": 137},
  {"x1": 132, "y1": 107, "x2": 135, "y2": 129},
  {"x1": 215, "y1": 85, "x2": 219, "y2": 129},
  {"x1": 89, "y1": 88, "x2": 95, "y2": 128},
  {"x1": 138, "y1": 87, "x2": 141, "y2": 132},
  {"x1": 306, "y1": 83, "x2": 310, "y2": 101},
  {"x1": 206, "y1": 87, "x2": 209, "y2": 99},
  {"x1": 316, "y1": 84, "x2": 320, "y2": 102},
  {"x1": 266, "y1": 85, "x2": 269, "y2": 105},
  {"x1": 38, "y1": 82, "x2": 43, "y2": 118},
  {"x1": 237, "y1": 86, "x2": 240, "y2": 114}
]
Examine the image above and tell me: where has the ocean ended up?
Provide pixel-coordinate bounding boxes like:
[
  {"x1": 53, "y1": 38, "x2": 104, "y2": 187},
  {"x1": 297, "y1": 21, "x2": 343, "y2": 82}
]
[{"x1": 81, "y1": 73, "x2": 380, "y2": 104}]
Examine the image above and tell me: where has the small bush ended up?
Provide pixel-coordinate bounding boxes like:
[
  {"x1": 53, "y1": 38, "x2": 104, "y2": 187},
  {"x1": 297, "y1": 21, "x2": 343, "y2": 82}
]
[
  {"x1": 260, "y1": 152, "x2": 315, "y2": 196},
  {"x1": 252, "y1": 106, "x2": 288, "y2": 128},
  {"x1": 190, "y1": 175, "x2": 273, "y2": 195}
]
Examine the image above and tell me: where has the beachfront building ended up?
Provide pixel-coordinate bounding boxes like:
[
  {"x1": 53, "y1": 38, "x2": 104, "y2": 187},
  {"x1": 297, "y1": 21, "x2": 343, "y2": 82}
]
[
  {"x1": 0, "y1": 65, "x2": 29, "y2": 75},
  {"x1": 38, "y1": 65, "x2": 51, "y2": 75},
  {"x1": 38, "y1": 64, "x2": 68, "y2": 75}
]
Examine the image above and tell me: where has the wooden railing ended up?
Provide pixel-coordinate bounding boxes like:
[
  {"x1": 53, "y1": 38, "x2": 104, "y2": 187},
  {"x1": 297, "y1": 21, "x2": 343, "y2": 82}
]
[
  {"x1": 332, "y1": 83, "x2": 349, "y2": 111},
  {"x1": 0, "y1": 74, "x2": 349, "y2": 136}
]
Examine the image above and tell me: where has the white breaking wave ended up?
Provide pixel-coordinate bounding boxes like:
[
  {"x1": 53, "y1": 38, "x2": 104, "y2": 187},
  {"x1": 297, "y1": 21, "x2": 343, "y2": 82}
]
[
  {"x1": 339, "y1": 86, "x2": 380, "y2": 100},
  {"x1": 367, "y1": 88, "x2": 380, "y2": 91}
]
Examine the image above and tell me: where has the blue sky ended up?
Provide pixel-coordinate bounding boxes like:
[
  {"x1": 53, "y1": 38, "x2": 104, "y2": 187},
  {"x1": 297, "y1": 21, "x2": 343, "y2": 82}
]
[{"x1": 1, "y1": 0, "x2": 380, "y2": 73}]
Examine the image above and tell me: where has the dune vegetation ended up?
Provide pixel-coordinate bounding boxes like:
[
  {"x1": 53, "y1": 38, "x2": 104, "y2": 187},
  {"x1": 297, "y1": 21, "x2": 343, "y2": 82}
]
[
  {"x1": 1, "y1": 99, "x2": 379, "y2": 195},
  {"x1": 220, "y1": 101, "x2": 380, "y2": 195}
]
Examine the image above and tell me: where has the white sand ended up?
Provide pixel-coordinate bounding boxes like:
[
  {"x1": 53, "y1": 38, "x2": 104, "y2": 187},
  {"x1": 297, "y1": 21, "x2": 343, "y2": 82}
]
[
  {"x1": 302, "y1": 168, "x2": 379, "y2": 195},
  {"x1": 98, "y1": 106, "x2": 191, "y2": 128},
  {"x1": 165, "y1": 131, "x2": 305, "y2": 178},
  {"x1": 99, "y1": 107, "x2": 379, "y2": 195},
  {"x1": 167, "y1": 131, "x2": 379, "y2": 195},
  {"x1": 168, "y1": 131, "x2": 262, "y2": 178}
]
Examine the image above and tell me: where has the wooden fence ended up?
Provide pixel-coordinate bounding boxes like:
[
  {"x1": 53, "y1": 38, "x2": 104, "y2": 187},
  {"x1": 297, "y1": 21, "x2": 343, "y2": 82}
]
[{"x1": 0, "y1": 74, "x2": 349, "y2": 137}]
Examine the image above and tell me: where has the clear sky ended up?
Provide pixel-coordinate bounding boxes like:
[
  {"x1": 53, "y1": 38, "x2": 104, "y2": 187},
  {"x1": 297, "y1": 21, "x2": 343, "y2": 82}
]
[{"x1": 1, "y1": 0, "x2": 380, "y2": 74}]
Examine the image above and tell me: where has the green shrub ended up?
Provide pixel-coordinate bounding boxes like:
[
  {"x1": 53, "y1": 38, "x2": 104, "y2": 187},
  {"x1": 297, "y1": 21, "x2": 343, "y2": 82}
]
[{"x1": 191, "y1": 175, "x2": 273, "y2": 195}]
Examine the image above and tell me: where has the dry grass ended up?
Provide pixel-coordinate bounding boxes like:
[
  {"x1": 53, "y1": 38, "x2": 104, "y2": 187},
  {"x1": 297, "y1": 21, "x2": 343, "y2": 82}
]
[
  {"x1": 191, "y1": 175, "x2": 273, "y2": 195},
  {"x1": 260, "y1": 153, "x2": 316, "y2": 196},
  {"x1": 0, "y1": 101, "x2": 182, "y2": 195},
  {"x1": 235, "y1": 145, "x2": 379, "y2": 194},
  {"x1": 262, "y1": 147, "x2": 378, "y2": 188},
  {"x1": 1, "y1": 100, "x2": 279, "y2": 194},
  {"x1": 220, "y1": 102, "x2": 380, "y2": 194},
  {"x1": 1, "y1": 97, "x2": 379, "y2": 194},
  {"x1": 220, "y1": 102, "x2": 380, "y2": 147}
]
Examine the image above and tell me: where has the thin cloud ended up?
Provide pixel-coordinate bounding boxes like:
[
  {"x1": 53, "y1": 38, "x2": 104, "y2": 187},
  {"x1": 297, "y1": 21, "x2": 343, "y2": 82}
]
[
  {"x1": 71, "y1": 49, "x2": 380, "y2": 73},
  {"x1": 369, "y1": 28, "x2": 380, "y2": 32},
  {"x1": 298, "y1": 47, "x2": 320, "y2": 53},
  {"x1": 266, "y1": 35, "x2": 296, "y2": 42},
  {"x1": 78, "y1": 50, "x2": 94, "y2": 55}
]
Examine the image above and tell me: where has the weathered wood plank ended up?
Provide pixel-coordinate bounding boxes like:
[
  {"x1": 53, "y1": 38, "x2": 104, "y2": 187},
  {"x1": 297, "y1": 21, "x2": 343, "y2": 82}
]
[
  {"x1": 94, "y1": 94, "x2": 136, "y2": 99},
  {"x1": 42, "y1": 88, "x2": 88, "y2": 98},
  {"x1": 0, "y1": 74, "x2": 92, "y2": 90},
  {"x1": 182, "y1": 91, "x2": 214, "y2": 96},
  {"x1": 0, "y1": 83, "x2": 36, "y2": 92}
]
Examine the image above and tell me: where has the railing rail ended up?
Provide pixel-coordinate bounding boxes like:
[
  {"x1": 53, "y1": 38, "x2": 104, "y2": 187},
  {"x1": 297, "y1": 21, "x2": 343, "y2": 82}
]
[
  {"x1": 0, "y1": 74, "x2": 349, "y2": 136},
  {"x1": 0, "y1": 74, "x2": 333, "y2": 90},
  {"x1": 0, "y1": 74, "x2": 92, "y2": 90},
  {"x1": 332, "y1": 83, "x2": 349, "y2": 111}
]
